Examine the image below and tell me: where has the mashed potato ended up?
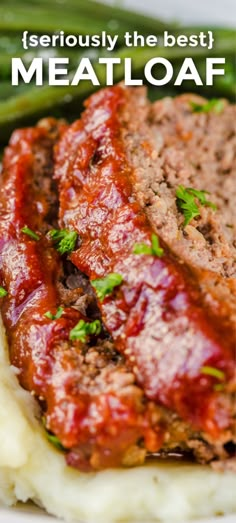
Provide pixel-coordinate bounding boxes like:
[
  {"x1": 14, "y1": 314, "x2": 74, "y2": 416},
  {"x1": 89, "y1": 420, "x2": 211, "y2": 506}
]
[{"x1": 0, "y1": 316, "x2": 236, "y2": 522}]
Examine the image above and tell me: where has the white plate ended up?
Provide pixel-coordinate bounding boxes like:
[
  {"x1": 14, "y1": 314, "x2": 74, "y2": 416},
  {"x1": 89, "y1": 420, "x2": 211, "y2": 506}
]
[{"x1": 0, "y1": 1, "x2": 235, "y2": 522}]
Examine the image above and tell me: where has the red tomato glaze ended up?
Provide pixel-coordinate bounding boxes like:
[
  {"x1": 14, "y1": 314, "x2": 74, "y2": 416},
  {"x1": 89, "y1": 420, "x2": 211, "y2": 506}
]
[{"x1": 0, "y1": 120, "x2": 160, "y2": 471}]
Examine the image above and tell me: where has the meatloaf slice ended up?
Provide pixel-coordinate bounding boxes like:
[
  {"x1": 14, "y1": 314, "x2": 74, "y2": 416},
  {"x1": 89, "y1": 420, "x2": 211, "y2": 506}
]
[
  {"x1": 123, "y1": 89, "x2": 236, "y2": 326},
  {"x1": 1, "y1": 117, "x2": 168, "y2": 472},
  {"x1": 55, "y1": 85, "x2": 236, "y2": 464}
]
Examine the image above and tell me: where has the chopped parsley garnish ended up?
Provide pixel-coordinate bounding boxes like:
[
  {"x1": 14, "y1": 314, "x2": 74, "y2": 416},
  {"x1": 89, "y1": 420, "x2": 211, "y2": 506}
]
[
  {"x1": 49, "y1": 229, "x2": 78, "y2": 255},
  {"x1": 0, "y1": 286, "x2": 8, "y2": 297},
  {"x1": 133, "y1": 234, "x2": 164, "y2": 257},
  {"x1": 213, "y1": 383, "x2": 225, "y2": 392},
  {"x1": 69, "y1": 319, "x2": 101, "y2": 342},
  {"x1": 152, "y1": 234, "x2": 164, "y2": 257},
  {"x1": 44, "y1": 306, "x2": 64, "y2": 320},
  {"x1": 186, "y1": 188, "x2": 217, "y2": 210},
  {"x1": 46, "y1": 432, "x2": 66, "y2": 451},
  {"x1": 21, "y1": 226, "x2": 40, "y2": 241},
  {"x1": 190, "y1": 98, "x2": 224, "y2": 114},
  {"x1": 133, "y1": 243, "x2": 152, "y2": 255},
  {"x1": 91, "y1": 273, "x2": 123, "y2": 301},
  {"x1": 176, "y1": 185, "x2": 217, "y2": 227},
  {"x1": 201, "y1": 366, "x2": 225, "y2": 381},
  {"x1": 42, "y1": 417, "x2": 66, "y2": 451}
]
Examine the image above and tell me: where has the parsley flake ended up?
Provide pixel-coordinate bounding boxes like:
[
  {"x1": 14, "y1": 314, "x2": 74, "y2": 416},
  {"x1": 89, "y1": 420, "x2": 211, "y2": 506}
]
[
  {"x1": 46, "y1": 432, "x2": 66, "y2": 451},
  {"x1": 151, "y1": 234, "x2": 164, "y2": 257},
  {"x1": 187, "y1": 188, "x2": 217, "y2": 210},
  {"x1": 91, "y1": 273, "x2": 123, "y2": 301},
  {"x1": 190, "y1": 99, "x2": 224, "y2": 114},
  {"x1": 69, "y1": 319, "x2": 101, "y2": 342},
  {"x1": 44, "y1": 306, "x2": 64, "y2": 320},
  {"x1": 213, "y1": 383, "x2": 225, "y2": 392},
  {"x1": 201, "y1": 366, "x2": 225, "y2": 381},
  {"x1": 133, "y1": 243, "x2": 152, "y2": 255},
  {"x1": 0, "y1": 286, "x2": 8, "y2": 297},
  {"x1": 49, "y1": 229, "x2": 78, "y2": 255},
  {"x1": 176, "y1": 185, "x2": 217, "y2": 227},
  {"x1": 133, "y1": 234, "x2": 164, "y2": 257},
  {"x1": 21, "y1": 226, "x2": 40, "y2": 241},
  {"x1": 42, "y1": 417, "x2": 66, "y2": 451}
]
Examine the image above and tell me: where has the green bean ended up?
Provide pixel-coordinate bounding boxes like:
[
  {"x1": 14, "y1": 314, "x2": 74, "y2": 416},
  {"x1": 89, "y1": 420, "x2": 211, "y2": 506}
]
[
  {"x1": 0, "y1": 34, "x2": 24, "y2": 54},
  {"x1": 0, "y1": 5, "x2": 115, "y2": 35},
  {"x1": 0, "y1": 82, "x2": 30, "y2": 100},
  {"x1": 2, "y1": 0, "x2": 174, "y2": 35}
]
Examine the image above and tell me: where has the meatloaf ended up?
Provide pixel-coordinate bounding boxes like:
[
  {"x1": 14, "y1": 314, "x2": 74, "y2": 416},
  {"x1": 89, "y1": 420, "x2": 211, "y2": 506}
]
[
  {"x1": 55, "y1": 85, "x2": 236, "y2": 465},
  {"x1": 0, "y1": 86, "x2": 235, "y2": 473},
  {"x1": 0, "y1": 115, "x2": 214, "y2": 472}
]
